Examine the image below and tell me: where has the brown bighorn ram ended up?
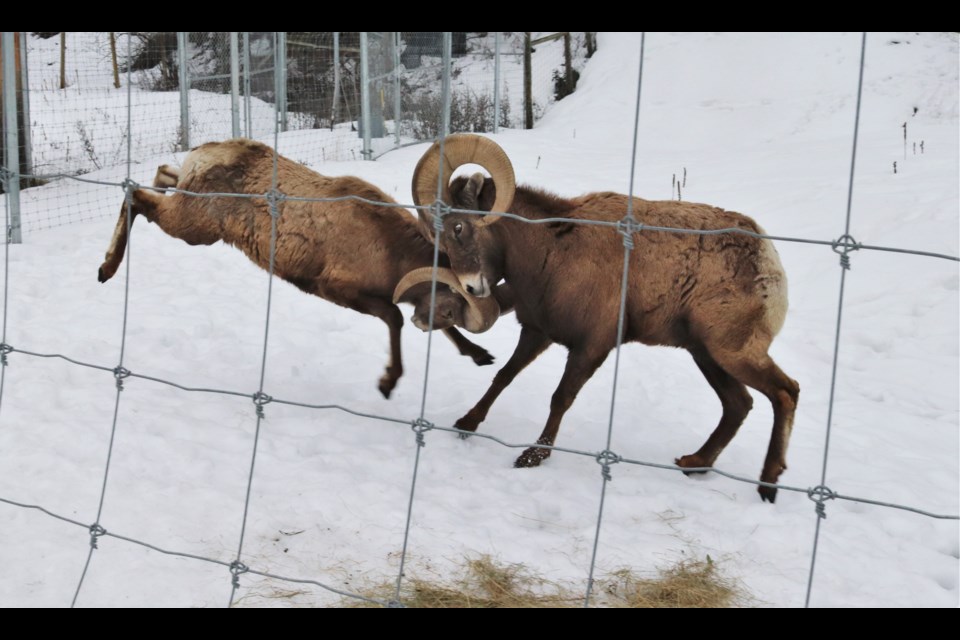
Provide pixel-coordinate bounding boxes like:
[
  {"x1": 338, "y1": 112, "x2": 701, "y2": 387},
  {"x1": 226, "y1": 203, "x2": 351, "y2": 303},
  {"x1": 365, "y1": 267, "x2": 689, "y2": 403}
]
[
  {"x1": 98, "y1": 138, "x2": 503, "y2": 398},
  {"x1": 412, "y1": 134, "x2": 799, "y2": 502}
]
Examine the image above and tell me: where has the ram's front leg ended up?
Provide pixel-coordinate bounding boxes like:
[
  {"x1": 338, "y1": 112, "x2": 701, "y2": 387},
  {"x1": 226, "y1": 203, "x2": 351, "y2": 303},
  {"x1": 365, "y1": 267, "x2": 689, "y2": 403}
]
[
  {"x1": 455, "y1": 325, "x2": 551, "y2": 434},
  {"x1": 442, "y1": 327, "x2": 495, "y2": 366},
  {"x1": 378, "y1": 302, "x2": 406, "y2": 399},
  {"x1": 514, "y1": 346, "x2": 608, "y2": 468}
]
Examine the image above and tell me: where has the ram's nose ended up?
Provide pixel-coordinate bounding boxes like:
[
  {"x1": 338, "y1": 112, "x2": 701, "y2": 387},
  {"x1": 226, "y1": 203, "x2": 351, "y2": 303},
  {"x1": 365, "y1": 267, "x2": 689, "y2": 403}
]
[
  {"x1": 411, "y1": 316, "x2": 430, "y2": 332},
  {"x1": 460, "y1": 273, "x2": 489, "y2": 298}
]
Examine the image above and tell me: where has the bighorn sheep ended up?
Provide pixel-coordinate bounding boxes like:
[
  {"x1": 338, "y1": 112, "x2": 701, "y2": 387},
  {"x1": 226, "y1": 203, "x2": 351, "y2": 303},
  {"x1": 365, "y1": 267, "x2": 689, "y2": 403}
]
[
  {"x1": 98, "y1": 138, "x2": 504, "y2": 398},
  {"x1": 412, "y1": 134, "x2": 799, "y2": 502}
]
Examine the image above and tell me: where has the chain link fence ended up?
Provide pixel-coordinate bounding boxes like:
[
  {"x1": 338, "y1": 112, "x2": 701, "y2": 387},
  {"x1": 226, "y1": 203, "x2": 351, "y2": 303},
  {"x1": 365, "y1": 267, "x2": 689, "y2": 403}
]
[
  {"x1": 3, "y1": 32, "x2": 592, "y2": 236},
  {"x1": 2, "y1": 32, "x2": 957, "y2": 607}
]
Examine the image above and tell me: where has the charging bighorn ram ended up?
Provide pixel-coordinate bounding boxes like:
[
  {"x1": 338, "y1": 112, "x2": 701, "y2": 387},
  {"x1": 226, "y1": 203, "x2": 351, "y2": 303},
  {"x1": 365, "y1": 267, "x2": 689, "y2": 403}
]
[
  {"x1": 412, "y1": 134, "x2": 799, "y2": 502},
  {"x1": 98, "y1": 138, "x2": 504, "y2": 398}
]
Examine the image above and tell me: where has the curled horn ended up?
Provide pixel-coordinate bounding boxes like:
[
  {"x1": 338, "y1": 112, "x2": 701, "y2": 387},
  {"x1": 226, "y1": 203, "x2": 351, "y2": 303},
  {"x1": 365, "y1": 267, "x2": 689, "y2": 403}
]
[
  {"x1": 411, "y1": 134, "x2": 516, "y2": 234},
  {"x1": 393, "y1": 267, "x2": 500, "y2": 333}
]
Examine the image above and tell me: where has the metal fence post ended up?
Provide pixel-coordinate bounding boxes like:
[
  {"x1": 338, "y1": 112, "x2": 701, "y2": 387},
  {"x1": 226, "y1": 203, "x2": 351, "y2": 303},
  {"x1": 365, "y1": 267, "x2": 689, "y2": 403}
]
[
  {"x1": 17, "y1": 31, "x2": 31, "y2": 174},
  {"x1": 523, "y1": 32, "x2": 533, "y2": 130},
  {"x1": 276, "y1": 32, "x2": 287, "y2": 133},
  {"x1": 230, "y1": 32, "x2": 240, "y2": 139},
  {"x1": 177, "y1": 32, "x2": 190, "y2": 151},
  {"x1": 331, "y1": 32, "x2": 341, "y2": 128},
  {"x1": 359, "y1": 32, "x2": 372, "y2": 160},
  {"x1": 441, "y1": 32, "x2": 451, "y2": 139},
  {"x1": 2, "y1": 32, "x2": 22, "y2": 243},
  {"x1": 393, "y1": 32, "x2": 401, "y2": 149},
  {"x1": 493, "y1": 32, "x2": 501, "y2": 134},
  {"x1": 108, "y1": 31, "x2": 120, "y2": 89},
  {"x1": 243, "y1": 32, "x2": 252, "y2": 138},
  {"x1": 59, "y1": 31, "x2": 65, "y2": 90}
]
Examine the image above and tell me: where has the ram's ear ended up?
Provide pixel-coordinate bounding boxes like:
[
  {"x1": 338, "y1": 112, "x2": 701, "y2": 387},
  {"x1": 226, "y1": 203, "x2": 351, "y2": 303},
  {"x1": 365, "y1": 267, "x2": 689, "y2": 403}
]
[
  {"x1": 466, "y1": 172, "x2": 485, "y2": 202},
  {"x1": 449, "y1": 172, "x2": 487, "y2": 211},
  {"x1": 416, "y1": 209, "x2": 436, "y2": 243},
  {"x1": 478, "y1": 177, "x2": 498, "y2": 213}
]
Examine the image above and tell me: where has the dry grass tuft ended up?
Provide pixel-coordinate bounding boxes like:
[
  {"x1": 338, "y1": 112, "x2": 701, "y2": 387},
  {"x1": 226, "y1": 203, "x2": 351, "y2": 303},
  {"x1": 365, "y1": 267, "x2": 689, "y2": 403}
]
[
  {"x1": 352, "y1": 556, "x2": 576, "y2": 608},
  {"x1": 600, "y1": 557, "x2": 744, "y2": 608},
  {"x1": 347, "y1": 555, "x2": 746, "y2": 608}
]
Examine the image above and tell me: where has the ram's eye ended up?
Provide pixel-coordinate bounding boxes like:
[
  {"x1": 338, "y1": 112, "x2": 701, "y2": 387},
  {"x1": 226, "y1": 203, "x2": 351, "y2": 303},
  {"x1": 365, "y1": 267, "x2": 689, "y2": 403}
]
[{"x1": 454, "y1": 222, "x2": 463, "y2": 236}]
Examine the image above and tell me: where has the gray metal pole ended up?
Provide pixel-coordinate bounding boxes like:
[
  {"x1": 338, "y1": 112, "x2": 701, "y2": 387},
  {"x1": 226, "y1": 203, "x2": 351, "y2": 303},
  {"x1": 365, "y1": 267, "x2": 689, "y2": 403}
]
[
  {"x1": 493, "y1": 32, "x2": 500, "y2": 134},
  {"x1": 276, "y1": 32, "x2": 287, "y2": 132},
  {"x1": 230, "y1": 32, "x2": 240, "y2": 138},
  {"x1": 177, "y1": 32, "x2": 190, "y2": 150},
  {"x1": 393, "y1": 32, "x2": 401, "y2": 149},
  {"x1": 18, "y1": 31, "x2": 32, "y2": 173},
  {"x1": 243, "y1": 32, "x2": 252, "y2": 138},
  {"x1": 523, "y1": 32, "x2": 532, "y2": 129},
  {"x1": 2, "y1": 33, "x2": 23, "y2": 244},
  {"x1": 331, "y1": 32, "x2": 341, "y2": 128},
  {"x1": 359, "y1": 32, "x2": 372, "y2": 160},
  {"x1": 441, "y1": 32, "x2": 451, "y2": 140}
]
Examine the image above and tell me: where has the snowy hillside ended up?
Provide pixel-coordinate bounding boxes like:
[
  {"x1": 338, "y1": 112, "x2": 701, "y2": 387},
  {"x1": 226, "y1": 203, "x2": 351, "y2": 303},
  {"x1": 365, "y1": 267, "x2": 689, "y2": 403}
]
[{"x1": 0, "y1": 32, "x2": 956, "y2": 607}]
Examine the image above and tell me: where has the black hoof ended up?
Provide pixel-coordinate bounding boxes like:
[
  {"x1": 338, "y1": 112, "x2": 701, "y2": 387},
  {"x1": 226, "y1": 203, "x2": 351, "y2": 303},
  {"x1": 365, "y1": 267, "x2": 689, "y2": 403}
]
[
  {"x1": 758, "y1": 485, "x2": 778, "y2": 503},
  {"x1": 514, "y1": 447, "x2": 548, "y2": 468},
  {"x1": 473, "y1": 352, "x2": 495, "y2": 366},
  {"x1": 674, "y1": 455, "x2": 711, "y2": 476},
  {"x1": 454, "y1": 418, "x2": 478, "y2": 440}
]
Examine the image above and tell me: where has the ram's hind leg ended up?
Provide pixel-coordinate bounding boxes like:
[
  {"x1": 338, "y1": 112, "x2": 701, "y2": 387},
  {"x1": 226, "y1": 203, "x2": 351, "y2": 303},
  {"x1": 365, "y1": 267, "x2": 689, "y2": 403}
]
[
  {"x1": 98, "y1": 188, "x2": 164, "y2": 283},
  {"x1": 676, "y1": 346, "x2": 754, "y2": 473},
  {"x1": 703, "y1": 338, "x2": 799, "y2": 503}
]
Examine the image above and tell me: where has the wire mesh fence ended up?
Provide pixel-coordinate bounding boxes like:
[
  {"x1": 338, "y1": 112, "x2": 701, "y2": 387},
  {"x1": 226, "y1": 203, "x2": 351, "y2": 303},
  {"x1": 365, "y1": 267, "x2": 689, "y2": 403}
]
[
  {"x1": 185, "y1": 32, "x2": 244, "y2": 146},
  {"x1": 4, "y1": 32, "x2": 594, "y2": 236},
  {"x1": 1, "y1": 31, "x2": 958, "y2": 608}
]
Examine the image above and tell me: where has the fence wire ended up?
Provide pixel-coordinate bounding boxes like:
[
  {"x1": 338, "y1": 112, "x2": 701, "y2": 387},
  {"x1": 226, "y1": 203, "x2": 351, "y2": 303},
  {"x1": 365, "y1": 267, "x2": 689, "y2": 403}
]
[
  {"x1": 584, "y1": 32, "x2": 646, "y2": 608},
  {"x1": 68, "y1": 33, "x2": 135, "y2": 608},
  {"x1": 805, "y1": 31, "x2": 866, "y2": 608},
  {"x1": 1, "y1": 32, "x2": 958, "y2": 608}
]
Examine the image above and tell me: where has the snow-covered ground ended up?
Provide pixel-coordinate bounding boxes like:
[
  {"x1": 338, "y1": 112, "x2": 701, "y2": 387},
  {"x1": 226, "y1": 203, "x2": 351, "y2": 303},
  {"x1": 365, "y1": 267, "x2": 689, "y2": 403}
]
[{"x1": 0, "y1": 32, "x2": 956, "y2": 607}]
